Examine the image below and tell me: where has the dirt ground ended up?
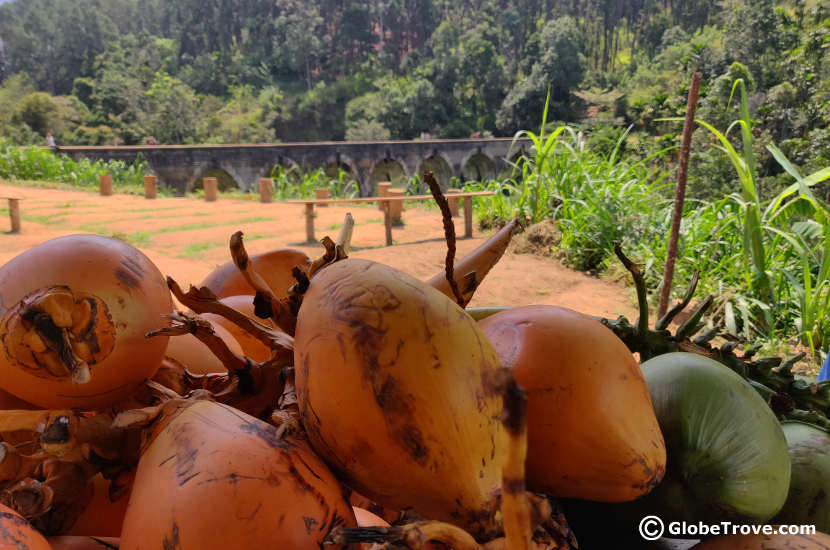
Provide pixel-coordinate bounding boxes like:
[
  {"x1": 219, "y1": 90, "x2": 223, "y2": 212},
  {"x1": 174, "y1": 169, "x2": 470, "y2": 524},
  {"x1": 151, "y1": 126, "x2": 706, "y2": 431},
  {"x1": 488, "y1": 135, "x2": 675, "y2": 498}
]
[{"x1": 0, "y1": 182, "x2": 637, "y2": 319}]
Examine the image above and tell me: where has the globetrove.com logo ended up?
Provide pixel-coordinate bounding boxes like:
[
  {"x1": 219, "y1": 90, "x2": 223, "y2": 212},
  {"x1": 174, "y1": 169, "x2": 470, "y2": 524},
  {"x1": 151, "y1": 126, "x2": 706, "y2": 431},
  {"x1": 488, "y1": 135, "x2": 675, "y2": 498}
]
[{"x1": 638, "y1": 516, "x2": 817, "y2": 541}]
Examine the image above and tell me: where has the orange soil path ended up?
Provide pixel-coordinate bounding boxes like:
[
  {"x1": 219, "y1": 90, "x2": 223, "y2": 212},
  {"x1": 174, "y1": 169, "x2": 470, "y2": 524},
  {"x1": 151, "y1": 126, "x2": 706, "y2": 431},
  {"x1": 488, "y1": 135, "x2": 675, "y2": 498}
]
[{"x1": 0, "y1": 182, "x2": 636, "y2": 319}]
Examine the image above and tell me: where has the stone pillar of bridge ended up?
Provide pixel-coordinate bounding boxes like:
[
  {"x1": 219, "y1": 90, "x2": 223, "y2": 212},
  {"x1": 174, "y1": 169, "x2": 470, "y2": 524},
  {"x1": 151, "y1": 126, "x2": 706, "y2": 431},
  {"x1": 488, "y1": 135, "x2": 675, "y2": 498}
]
[
  {"x1": 402, "y1": 155, "x2": 421, "y2": 189},
  {"x1": 355, "y1": 157, "x2": 375, "y2": 198},
  {"x1": 443, "y1": 150, "x2": 467, "y2": 187}
]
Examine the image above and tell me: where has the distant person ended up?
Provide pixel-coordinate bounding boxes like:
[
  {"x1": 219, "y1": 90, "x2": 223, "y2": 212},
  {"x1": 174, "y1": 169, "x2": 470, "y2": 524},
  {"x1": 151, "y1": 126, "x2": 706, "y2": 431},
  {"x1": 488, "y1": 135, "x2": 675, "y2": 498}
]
[
  {"x1": 148, "y1": 137, "x2": 158, "y2": 145},
  {"x1": 46, "y1": 133, "x2": 55, "y2": 148}
]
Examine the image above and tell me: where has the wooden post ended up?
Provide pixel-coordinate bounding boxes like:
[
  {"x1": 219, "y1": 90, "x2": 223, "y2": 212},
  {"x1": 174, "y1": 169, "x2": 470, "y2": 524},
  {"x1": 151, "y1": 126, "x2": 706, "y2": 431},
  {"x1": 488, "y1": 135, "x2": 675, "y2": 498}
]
[
  {"x1": 8, "y1": 199, "x2": 21, "y2": 233},
  {"x1": 388, "y1": 189, "x2": 405, "y2": 226},
  {"x1": 305, "y1": 203, "x2": 315, "y2": 243},
  {"x1": 315, "y1": 188, "x2": 330, "y2": 207},
  {"x1": 377, "y1": 181, "x2": 392, "y2": 211},
  {"x1": 259, "y1": 178, "x2": 273, "y2": 203},
  {"x1": 446, "y1": 188, "x2": 461, "y2": 216},
  {"x1": 463, "y1": 196, "x2": 473, "y2": 238},
  {"x1": 203, "y1": 177, "x2": 218, "y2": 202},
  {"x1": 99, "y1": 174, "x2": 113, "y2": 196},
  {"x1": 143, "y1": 175, "x2": 157, "y2": 199},
  {"x1": 382, "y1": 200, "x2": 393, "y2": 246}
]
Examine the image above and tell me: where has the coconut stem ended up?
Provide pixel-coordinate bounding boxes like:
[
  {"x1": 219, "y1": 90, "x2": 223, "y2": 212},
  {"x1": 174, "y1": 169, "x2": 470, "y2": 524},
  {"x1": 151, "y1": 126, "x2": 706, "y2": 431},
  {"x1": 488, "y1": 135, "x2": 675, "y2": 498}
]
[
  {"x1": 166, "y1": 277, "x2": 293, "y2": 353},
  {"x1": 147, "y1": 311, "x2": 253, "y2": 374},
  {"x1": 337, "y1": 213, "x2": 355, "y2": 255},
  {"x1": 426, "y1": 218, "x2": 519, "y2": 307},
  {"x1": 330, "y1": 522, "x2": 484, "y2": 550},
  {"x1": 674, "y1": 295, "x2": 713, "y2": 340},
  {"x1": 0, "y1": 410, "x2": 60, "y2": 434},
  {"x1": 424, "y1": 171, "x2": 464, "y2": 307},
  {"x1": 500, "y1": 375, "x2": 532, "y2": 550},
  {"x1": 228, "y1": 231, "x2": 294, "y2": 326},
  {"x1": 229, "y1": 231, "x2": 279, "y2": 302},
  {"x1": 655, "y1": 270, "x2": 700, "y2": 330},
  {"x1": 0, "y1": 442, "x2": 40, "y2": 482},
  {"x1": 306, "y1": 236, "x2": 339, "y2": 279},
  {"x1": 614, "y1": 244, "x2": 649, "y2": 336}
]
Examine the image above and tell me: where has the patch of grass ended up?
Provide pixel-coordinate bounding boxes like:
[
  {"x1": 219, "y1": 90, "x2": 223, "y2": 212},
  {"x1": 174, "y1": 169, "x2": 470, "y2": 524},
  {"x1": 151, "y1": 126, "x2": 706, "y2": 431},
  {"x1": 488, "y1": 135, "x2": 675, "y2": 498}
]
[
  {"x1": 23, "y1": 213, "x2": 66, "y2": 225},
  {"x1": 77, "y1": 222, "x2": 110, "y2": 234},
  {"x1": 158, "y1": 216, "x2": 276, "y2": 234},
  {"x1": 76, "y1": 219, "x2": 109, "y2": 228},
  {"x1": 363, "y1": 218, "x2": 382, "y2": 224},
  {"x1": 325, "y1": 222, "x2": 342, "y2": 230},
  {"x1": 22, "y1": 201, "x2": 77, "y2": 211},
  {"x1": 137, "y1": 211, "x2": 213, "y2": 221},
  {"x1": 179, "y1": 242, "x2": 223, "y2": 258},
  {"x1": 125, "y1": 206, "x2": 188, "y2": 213},
  {"x1": 110, "y1": 232, "x2": 152, "y2": 248}
]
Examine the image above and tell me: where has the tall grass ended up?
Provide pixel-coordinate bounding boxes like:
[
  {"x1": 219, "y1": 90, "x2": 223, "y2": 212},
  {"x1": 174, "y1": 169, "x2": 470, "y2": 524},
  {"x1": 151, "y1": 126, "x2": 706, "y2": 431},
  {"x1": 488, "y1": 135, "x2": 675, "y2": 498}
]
[
  {"x1": 467, "y1": 107, "x2": 676, "y2": 271},
  {"x1": 663, "y1": 80, "x2": 830, "y2": 349},
  {"x1": 470, "y1": 88, "x2": 830, "y2": 356},
  {"x1": 268, "y1": 165, "x2": 359, "y2": 200},
  {"x1": 0, "y1": 139, "x2": 151, "y2": 194}
]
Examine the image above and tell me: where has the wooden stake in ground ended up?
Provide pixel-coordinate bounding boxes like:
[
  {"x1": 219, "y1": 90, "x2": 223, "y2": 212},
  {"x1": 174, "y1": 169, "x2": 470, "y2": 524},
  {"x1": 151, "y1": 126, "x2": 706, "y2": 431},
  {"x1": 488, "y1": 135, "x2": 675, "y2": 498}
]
[{"x1": 657, "y1": 72, "x2": 702, "y2": 319}]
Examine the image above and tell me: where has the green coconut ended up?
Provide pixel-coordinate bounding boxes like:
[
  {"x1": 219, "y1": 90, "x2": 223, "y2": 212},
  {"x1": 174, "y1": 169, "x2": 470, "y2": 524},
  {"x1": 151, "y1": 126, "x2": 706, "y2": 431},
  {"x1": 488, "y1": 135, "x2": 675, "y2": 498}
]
[
  {"x1": 638, "y1": 352, "x2": 791, "y2": 525},
  {"x1": 773, "y1": 422, "x2": 830, "y2": 532}
]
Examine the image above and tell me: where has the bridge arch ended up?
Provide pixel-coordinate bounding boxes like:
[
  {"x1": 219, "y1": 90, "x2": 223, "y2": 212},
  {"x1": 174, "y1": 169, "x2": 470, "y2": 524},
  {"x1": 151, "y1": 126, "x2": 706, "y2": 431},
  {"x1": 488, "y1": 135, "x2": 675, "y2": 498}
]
[
  {"x1": 321, "y1": 153, "x2": 360, "y2": 195},
  {"x1": 370, "y1": 157, "x2": 408, "y2": 192},
  {"x1": 189, "y1": 167, "x2": 240, "y2": 194},
  {"x1": 323, "y1": 156, "x2": 358, "y2": 179},
  {"x1": 265, "y1": 157, "x2": 303, "y2": 192},
  {"x1": 218, "y1": 162, "x2": 255, "y2": 192},
  {"x1": 460, "y1": 152, "x2": 496, "y2": 183},
  {"x1": 498, "y1": 150, "x2": 528, "y2": 180},
  {"x1": 265, "y1": 156, "x2": 301, "y2": 178},
  {"x1": 418, "y1": 153, "x2": 455, "y2": 191}
]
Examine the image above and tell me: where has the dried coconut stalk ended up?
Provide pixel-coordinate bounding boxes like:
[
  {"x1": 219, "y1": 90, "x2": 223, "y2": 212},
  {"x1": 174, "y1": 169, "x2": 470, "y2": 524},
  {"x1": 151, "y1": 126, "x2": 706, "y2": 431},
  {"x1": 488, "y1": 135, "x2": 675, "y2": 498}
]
[
  {"x1": 337, "y1": 213, "x2": 355, "y2": 255},
  {"x1": 228, "y1": 231, "x2": 296, "y2": 329},
  {"x1": 614, "y1": 244, "x2": 649, "y2": 336},
  {"x1": 0, "y1": 442, "x2": 40, "y2": 482},
  {"x1": 229, "y1": 231, "x2": 281, "y2": 303},
  {"x1": 148, "y1": 357, "x2": 286, "y2": 419},
  {"x1": 147, "y1": 311, "x2": 252, "y2": 373},
  {"x1": 426, "y1": 218, "x2": 519, "y2": 307},
  {"x1": 306, "y1": 236, "x2": 339, "y2": 279},
  {"x1": 165, "y1": 277, "x2": 294, "y2": 352},
  {"x1": 424, "y1": 172, "x2": 464, "y2": 307}
]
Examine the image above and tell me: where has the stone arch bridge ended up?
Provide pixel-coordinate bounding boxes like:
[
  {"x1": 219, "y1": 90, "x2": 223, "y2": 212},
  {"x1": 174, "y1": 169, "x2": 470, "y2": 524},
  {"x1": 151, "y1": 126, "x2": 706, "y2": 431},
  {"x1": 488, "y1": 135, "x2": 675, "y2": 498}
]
[{"x1": 59, "y1": 138, "x2": 531, "y2": 196}]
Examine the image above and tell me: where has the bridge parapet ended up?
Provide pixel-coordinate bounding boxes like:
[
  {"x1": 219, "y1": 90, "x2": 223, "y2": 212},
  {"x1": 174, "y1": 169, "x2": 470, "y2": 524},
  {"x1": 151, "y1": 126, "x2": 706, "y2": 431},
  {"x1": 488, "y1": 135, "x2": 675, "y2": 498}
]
[{"x1": 59, "y1": 138, "x2": 532, "y2": 196}]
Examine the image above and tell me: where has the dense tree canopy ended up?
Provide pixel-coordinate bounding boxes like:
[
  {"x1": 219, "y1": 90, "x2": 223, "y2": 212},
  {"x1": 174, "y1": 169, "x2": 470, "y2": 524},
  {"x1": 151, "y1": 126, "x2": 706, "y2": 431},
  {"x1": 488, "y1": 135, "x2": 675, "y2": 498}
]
[{"x1": 0, "y1": 0, "x2": 827, "y2": 181}]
